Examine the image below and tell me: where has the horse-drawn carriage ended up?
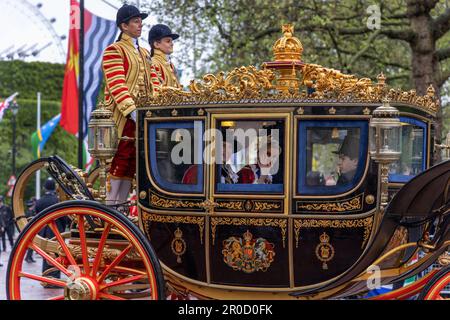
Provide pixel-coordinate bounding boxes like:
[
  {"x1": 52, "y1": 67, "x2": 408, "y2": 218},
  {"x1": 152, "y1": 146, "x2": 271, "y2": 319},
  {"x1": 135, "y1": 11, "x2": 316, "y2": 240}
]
[{"x1": 5, "y1": 25, "x2": 450, "y2": 300}]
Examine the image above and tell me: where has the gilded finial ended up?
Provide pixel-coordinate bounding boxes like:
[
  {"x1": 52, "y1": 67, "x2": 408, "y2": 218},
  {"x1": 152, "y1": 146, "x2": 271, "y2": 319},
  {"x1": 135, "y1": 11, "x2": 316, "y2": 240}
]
[
  {"x1": 282, "y1": 24, "x2": 294, "y2": 37},
  {"x1": 427, "y1": 84, "x2": 435, "y2": 97},
  {"x1": 273, "y1": 23, "x2": 303, "y2": 61}
]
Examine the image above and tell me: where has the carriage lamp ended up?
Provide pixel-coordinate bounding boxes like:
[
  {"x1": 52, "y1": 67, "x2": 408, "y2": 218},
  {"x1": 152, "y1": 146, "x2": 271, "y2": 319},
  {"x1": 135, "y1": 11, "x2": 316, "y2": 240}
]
[
  {"x1": 369, "y1": 100, "x2": 401, "y2": 207},
  {"x1": 88, "y1": 102, "x2": 118, "y2": 202}
]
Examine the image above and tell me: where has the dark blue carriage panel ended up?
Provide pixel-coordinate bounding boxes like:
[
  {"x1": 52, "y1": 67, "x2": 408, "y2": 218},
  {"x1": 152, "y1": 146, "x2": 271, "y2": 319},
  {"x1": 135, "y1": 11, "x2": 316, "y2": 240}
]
[
  {"x1": 297, "y1": 120, "x2": 369, "y2": 196},
  {"x1": 388, "y1": 117, "x2": 427, "y2": 183},
  {"x1": 148, "y1": 121, "x2": 204, "y2": 194}
]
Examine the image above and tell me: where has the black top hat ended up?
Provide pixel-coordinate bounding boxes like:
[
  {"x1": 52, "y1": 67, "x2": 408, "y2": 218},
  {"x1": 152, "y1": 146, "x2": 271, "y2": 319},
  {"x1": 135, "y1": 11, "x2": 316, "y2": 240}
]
[
  {"x1": 44, "y1": 178, "x2": 56, "y2": 191},
  {"x1": 116, "y1": 4, "x2": 148, "y2": 27},
  {"x1": 333, "y1": 135, "x2": 360, "y2": 160},
  {"x1": 148, "y1": 24, "x2": 179, "y2": 45}
]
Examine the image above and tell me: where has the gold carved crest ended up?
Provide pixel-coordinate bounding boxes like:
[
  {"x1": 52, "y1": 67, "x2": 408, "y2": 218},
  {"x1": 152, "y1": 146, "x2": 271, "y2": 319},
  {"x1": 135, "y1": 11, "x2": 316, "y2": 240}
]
[{"x1": 222, "y1": 230, "x2": 275, "y2": 273}]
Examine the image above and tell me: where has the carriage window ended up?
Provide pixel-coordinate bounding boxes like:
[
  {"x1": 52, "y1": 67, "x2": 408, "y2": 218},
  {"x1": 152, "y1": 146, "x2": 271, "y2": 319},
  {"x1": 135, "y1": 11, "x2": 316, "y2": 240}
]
[
  {"x1": 298, "y1": 120, "x2": 368, "y2": 195},
  {"x1": 148, "y1": 121, "x2": 204, "y2": 193},
  {"x1": 389, "y1": 117, "x2": 427, "y2": 183},
  {"x1": 215, "y1": 120, "x2": 284, "y2": 194}
]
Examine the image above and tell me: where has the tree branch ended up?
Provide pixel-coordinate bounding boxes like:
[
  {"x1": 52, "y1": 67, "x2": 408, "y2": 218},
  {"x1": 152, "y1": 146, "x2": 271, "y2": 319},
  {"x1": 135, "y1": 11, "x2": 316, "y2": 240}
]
[
  {"x1": 333, "y1": 26, "x2": 416, "y2": 43},
  {"x1": 433, "y1": 8, "x2": 450, "y2": 39},
  {"x1": 347, "y1": 30, "x2": 381, "y2": 69},
  {"x1": 437, "y1": 47, "x2": 450, "y2": 61}
]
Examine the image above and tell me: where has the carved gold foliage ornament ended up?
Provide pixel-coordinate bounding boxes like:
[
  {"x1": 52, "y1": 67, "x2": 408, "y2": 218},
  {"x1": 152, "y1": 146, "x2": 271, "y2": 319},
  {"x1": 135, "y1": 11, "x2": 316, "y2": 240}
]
[
  {"x1": 150, "y1": 194, "x2": 203, "y2": 210},
  {"x1": 294, "y1": 216, "x2": 373, "y2": 249},
  {"x1": 254, "y1": 201, "x2": 282, "y2": 212},
  {"x1": 211, "y1": 217, "x2": 287, "y2": 248},
  {"x1": 141, "y1": 211, "x2": 205, "y2": 244},
  {"x1": 315, "y1": 232, "x2": 335, "y2": 270},
  {"x1": 137, "y1": 25, "x2": 439, "y2": 117},
  {"x1": 297, "y1": 195, "x2": 362, "y2": 213}
]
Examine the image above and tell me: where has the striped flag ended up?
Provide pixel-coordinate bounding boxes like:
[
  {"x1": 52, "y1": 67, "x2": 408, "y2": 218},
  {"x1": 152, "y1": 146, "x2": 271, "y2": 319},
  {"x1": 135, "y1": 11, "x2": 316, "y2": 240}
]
[
  {"x1": 60, "y1": 0, "x2": 118, "y2": 169},
  {"x1": 31, "y1": 113, "x2": 61, "y2": 159},
  {"x1": 0, "y1": 92, "x2": 19, "y2": 121}
]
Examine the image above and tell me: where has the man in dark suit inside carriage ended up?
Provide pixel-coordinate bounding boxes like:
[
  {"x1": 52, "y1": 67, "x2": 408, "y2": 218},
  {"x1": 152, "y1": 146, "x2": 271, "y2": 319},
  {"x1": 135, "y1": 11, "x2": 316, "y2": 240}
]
[{"x1": 334, "y1": 135, "x2": 360, "y2": 185}]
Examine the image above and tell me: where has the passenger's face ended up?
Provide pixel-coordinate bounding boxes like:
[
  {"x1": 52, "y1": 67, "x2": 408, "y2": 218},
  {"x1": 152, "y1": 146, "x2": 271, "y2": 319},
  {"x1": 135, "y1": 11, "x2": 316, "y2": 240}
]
[
  {"x1": 154, "y1": 37, "x2": 174, "y2": 54},
  {"x1": 338, "y1": 155, "x2": 358, "y2": 174},
  {"x1": 121, "y1": 17, "x2": 143, "y2": 39}
]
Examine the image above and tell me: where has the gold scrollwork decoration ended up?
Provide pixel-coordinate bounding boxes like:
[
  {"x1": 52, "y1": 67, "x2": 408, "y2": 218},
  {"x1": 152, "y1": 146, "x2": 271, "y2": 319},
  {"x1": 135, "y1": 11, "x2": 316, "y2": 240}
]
[
  {"x1": 217, "y1": 201, "x2": 244, "y2": 211},
  {"x1": 254, "y1": 201, "x2": 282, "y2": 212},
  {"x1": 141, "y1": 212, "x2": 205, "y2": 244},
  {"x1": 293, "y1": 216, "x2": 373, "y2": 249},
  {"x1": 211, "y1": 217, "x2": 287, "y2": 248},
  {"x1": 297, "y1": 195, "x2": 362, "y2": 213},
  {"x1": 150, "y1": 194, "x2": 204, "y2": 210}
]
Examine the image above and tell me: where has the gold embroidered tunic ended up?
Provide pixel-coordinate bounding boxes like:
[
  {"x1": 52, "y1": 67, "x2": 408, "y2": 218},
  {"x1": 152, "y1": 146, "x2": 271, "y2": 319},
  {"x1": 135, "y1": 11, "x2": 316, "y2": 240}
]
[
  {"x1": 102, "y1": 33, "x2": 152, "y2": 137},
  {"x1": 150, "y1": 48, "x2": 182, "y2": 94}
]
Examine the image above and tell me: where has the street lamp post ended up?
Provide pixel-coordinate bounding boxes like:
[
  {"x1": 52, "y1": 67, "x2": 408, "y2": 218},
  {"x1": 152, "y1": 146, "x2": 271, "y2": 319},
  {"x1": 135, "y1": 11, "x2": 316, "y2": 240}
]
[{"x1": 10, "y1": 100, "x2": 19, "y2": 177}]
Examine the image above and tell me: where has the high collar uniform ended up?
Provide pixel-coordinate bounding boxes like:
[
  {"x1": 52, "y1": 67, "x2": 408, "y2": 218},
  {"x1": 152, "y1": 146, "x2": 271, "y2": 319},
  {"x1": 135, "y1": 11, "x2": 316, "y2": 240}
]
[
  {"x1": 102, "y1": 33, "x2": 153, "y2": 137},
  {"x1": 150, "y1": 48, "x2": 181, "y2": 94}
]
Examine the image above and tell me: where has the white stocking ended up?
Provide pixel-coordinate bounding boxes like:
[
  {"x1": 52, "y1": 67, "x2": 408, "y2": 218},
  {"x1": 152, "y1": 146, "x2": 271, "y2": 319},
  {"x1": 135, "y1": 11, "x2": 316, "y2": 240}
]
[
  {"x1": 117, "y1": 180, "x2": 132, "y2": 204},
  {"x1": 106, "y1": 178, "x2": 122, "y2": 205}
]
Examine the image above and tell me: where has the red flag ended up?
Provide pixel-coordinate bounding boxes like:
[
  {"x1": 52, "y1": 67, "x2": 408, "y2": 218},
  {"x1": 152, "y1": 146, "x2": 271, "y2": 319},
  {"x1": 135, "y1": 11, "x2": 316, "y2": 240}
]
[{"x1": 60, "y1": 0, "x2": 80, "y2": 135}]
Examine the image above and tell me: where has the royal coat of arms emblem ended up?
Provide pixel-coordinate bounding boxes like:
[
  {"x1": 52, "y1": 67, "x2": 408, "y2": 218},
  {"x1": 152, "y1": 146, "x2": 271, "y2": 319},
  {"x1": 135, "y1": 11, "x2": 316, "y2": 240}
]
[{"x1": 222, "y1": 230, "x2": 275, "y2": 273}]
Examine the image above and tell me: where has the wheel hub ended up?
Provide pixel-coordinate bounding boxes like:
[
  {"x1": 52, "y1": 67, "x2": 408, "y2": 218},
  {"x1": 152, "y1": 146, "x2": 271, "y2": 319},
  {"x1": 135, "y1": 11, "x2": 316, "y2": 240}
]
[{"x1": 64, "y1": 278, "x2": 98, "y2": 300}]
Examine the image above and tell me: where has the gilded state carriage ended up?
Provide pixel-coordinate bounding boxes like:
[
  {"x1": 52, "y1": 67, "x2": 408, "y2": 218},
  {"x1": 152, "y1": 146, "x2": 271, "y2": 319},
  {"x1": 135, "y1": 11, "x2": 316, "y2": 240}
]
[{"x1": 6, "y1": 25, "x2": 450, "y2": 300}]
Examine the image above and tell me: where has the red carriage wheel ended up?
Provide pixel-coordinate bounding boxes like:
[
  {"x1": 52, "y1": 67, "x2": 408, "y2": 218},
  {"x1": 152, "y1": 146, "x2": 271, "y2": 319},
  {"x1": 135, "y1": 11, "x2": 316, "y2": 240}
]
[
  {"x1": 6, "y1": 200, "x2": 165, "y2": 300},
  {"x1": 418, "y1": 264, "x2": 450, "y2": 300}
]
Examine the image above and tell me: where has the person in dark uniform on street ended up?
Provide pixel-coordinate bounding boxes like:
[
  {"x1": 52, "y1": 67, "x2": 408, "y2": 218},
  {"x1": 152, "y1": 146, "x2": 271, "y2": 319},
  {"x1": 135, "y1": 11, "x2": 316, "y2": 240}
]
[
  {"x1": 0, "y1": 195, "x2": 15, "y2": 252},
  {"x1": 36, "y1": 178, "x2": 66, "y2": 282}
]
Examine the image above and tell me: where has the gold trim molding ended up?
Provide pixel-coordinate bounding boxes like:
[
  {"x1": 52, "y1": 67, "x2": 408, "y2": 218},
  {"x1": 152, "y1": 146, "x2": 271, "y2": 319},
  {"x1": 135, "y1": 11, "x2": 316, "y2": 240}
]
[
  {"x1": 141, "y1": 211, "x2": 205, "y2": 244},
  {"x1": 296, "y1": 194, "x2": 363, "y2": 213},
  {"x1": 293, "y1": 216, "x2": 373, "y2": 249},
  {"x1": 211, "y1": 217, "x2": 287, "y2": 248}
]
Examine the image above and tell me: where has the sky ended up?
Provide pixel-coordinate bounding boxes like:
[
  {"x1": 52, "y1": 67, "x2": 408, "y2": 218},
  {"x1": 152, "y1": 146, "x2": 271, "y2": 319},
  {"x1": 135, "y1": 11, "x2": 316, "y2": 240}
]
[{"x1": 0, "y1": 0, "x2": 193, "y2": 83}]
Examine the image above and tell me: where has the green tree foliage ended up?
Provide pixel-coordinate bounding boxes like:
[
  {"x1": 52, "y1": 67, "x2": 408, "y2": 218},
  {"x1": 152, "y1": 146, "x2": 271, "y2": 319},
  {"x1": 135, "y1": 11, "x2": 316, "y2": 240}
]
[
  {"x1": 0, "y1": 61, "x2": 78, "y2": 200},
  {"x1": 0, "y1": 60, "x2": 65, "y2": 100}
]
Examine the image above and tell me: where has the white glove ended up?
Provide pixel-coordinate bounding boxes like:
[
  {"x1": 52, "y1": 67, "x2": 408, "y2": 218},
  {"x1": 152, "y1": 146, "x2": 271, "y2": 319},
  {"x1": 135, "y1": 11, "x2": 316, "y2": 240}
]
[{"x1": 130, "y1": 110, "x2": 136, "y2": 121}]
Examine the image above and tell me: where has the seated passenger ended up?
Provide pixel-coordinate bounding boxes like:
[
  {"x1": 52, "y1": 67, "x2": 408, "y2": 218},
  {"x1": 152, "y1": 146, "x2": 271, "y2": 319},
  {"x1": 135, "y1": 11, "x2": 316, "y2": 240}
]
[
  {"x1": 253, "y1": 136, "x2": 281, "y2": 184},
  {"x1": 334, "y1": 135, "x2": 359, "y2": 184}
]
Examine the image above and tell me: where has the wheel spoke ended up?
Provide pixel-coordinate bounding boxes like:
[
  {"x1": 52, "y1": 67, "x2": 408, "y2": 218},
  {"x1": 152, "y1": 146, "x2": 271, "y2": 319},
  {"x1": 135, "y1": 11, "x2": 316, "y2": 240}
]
[
  {"x1": 91, "y1": 223, "x2": 111, "y2": 277},
  {"x1": 78, "y1": 215, "x2": 91, "y2": 276},
  {"x1": 98, "y1": 292, "x2": 126, "y2": 300},
  {"x1": 30, "y1": 243, "x2": 73, "y2": 277},
  {"x1": 100, "y1": 274, "x2": 146, "y2": 290},
  {"x1": 19, "y1": 271, "x2": 67, "y2": 287},
  {"x1": 97, "y1": 244, "x2": 133, "y2": 284},
  {"x1": 48, "y1": 221, "x2": 78, "y2": 267}
]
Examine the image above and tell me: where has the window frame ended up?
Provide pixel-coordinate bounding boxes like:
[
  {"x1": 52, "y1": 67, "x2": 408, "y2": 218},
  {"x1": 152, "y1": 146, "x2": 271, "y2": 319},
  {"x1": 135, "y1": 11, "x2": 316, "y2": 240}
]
[
  {"x1": 213, "y1": 118, "x2": 286, "y2": 195},
  {"x1": 388, "y1": 116, "x2": 427, "y2": 183},
  {"x1": 297, "y1": 120, "x2": 369, "y2": 196},
  {"x1": 148, "y1": 120, "x2": 204, "y2": 194}
]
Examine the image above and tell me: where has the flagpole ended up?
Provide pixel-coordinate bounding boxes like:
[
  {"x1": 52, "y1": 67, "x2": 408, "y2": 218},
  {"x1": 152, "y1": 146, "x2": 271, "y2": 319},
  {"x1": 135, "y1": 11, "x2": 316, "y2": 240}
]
[
  {"x1": 78, "y1": 0, "x2": 85, "y2": 169},
  {"x1": 36, "y1": 92, "x2": 41, "y2": 200}
]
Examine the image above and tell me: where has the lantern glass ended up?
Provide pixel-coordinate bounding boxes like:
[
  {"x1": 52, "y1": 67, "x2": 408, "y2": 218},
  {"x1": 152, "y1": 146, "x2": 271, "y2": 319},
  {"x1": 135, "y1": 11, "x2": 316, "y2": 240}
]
[
  {"x1": 98, "y1": 127, "x2": 112, "y2": 150},
  {"x1": 369, "y1": 125, "x2": 377, "y2": 155},
  {"x1": 380, "y1": 126, "x2": 401, "y2": 155},
  {"x1": 88, "y1": 125, "x2": 96, "y2": 151}
]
